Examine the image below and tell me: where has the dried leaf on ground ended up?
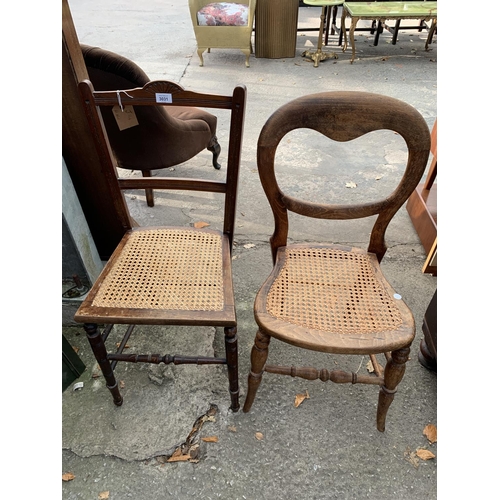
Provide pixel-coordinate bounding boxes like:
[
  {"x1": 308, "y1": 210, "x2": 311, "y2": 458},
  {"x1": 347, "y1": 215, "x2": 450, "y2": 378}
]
[
  {"x1": 366, "y1": 360, "x2": 374, "y2": 373},
  {"x1": 243, "y1": 243, "x2": 255, "y2": 249},
  {"x1": 345, "y1": 182, "x2": 357, "y2": 188},
  {"x1": 166, "y1": 453, "x2": 192, "y2": 463},
  {"x1": 416, "y1": 448, "x2": 435, "y2": 460},
  {"x1": 98, "y1": 492, "x2": 110, "y2": 500},
  {"x1": 201, "y1": 436, "x2": 218, "y2": 443},
  {"x1": 119, "y1": 380, "x2": 125, "y2": 389},
  {"x1": 255, "y1": 432, "x2": 264, "y2": 440},
  {"x1": 194, "y1": 221, "x2": 210, "y2": 228},
  {"x1": 423, "y1": 424, "x2": 437, "y2": 444},
  {"x1": 294, "y1": 390, "x2": 310, "y2": 408},
  {"x1": 62, "y1": 472, "x2": 75, "y2": 482},
  {"x1": 228, "y1": 426, "x2": 237, "y2": 433}
]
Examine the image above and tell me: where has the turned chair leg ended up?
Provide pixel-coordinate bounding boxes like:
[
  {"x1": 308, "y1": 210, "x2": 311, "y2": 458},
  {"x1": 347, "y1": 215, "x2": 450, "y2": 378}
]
[
  {"x1": 376, "y1": 347, "x2": 410, "y2": 432},
  {"x1": 224, "y1": 326, "x2": 240, "y2": 412},
  {"x1": 141, "y1": 170, "x2": 155, "y2": 207},
  {"x1": 243, "y1": 328, "x2": 271, "y2": 412},
  {"x1": 84, "y1": 323, "x2": 123, "y2": 406},
  {"x1": 208, "y1": 137, "x2": 222, "y2": 170}
]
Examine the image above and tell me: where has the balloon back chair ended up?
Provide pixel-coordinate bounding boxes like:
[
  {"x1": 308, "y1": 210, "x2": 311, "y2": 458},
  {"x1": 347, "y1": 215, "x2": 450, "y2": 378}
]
[
  {"x1": 189, "y1": 0, "x2": 257, "y2": 67},
  {"x1": 243, "y1": 91, "x2": 431, "y2": 431},
  {"x1": 74, "y1": 79, "x2": 247, "y2": 412},
  {"x1": 81, "y1": 44, "x2": 223, "y2": 207}
]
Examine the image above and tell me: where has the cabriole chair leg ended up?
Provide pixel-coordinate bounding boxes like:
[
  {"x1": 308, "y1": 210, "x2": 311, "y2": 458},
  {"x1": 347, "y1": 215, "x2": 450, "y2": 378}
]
[{"x1": 208, "y1": 137, "x2": 222, "y2": 170}]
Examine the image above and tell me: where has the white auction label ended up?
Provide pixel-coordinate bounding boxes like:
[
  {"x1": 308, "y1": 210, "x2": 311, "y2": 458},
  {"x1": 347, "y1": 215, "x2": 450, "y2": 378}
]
[{"x1": 155, "y1": 93, "x2": 173, "y2": 103}]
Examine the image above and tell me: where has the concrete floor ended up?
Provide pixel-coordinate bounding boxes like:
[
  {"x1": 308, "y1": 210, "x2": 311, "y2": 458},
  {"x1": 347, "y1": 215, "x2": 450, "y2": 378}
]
[{"x1": 62, "y1": 1, "x2": 439, "y2": 498}]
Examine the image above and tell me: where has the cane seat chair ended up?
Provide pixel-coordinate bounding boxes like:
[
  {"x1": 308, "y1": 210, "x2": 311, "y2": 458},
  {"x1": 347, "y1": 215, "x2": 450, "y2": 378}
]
[
  {"x1": 74, "y1": 79, "x2": 247, "y2": 411},
  {"x1": 81, "y1": 44, "x2": 223, "y2": 207},
  {"x1": 243, "y1": 91, "x2": 430, "y2": 431},
  {"x1": 189, "y1": 0, "x2": 257, "y2": 67}
]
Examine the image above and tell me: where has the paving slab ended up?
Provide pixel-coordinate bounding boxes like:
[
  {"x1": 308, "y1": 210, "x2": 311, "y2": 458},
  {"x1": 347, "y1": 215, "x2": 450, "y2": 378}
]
[{"x1": 63, "y1": 1, "x2": 437, "y2": 498}]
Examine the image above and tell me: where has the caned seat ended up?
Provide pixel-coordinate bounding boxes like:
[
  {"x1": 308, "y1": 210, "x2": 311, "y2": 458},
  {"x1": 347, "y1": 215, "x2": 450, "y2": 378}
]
[
  {"x1": 74, "y1": 79, "x2": 246, "y2": 411},
  {"x1": 78, "y1": 228, "x2": 235, "y2": 324},
  {"x1": 243, "y1": 91, "x2": 431, "y2": 431},
  {"x1": 260, "y1": 245, "x2": 414, "y2": 353}
]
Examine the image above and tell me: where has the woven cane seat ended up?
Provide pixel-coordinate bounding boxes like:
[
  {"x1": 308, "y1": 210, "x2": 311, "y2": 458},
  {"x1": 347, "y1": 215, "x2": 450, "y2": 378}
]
[
  {"x1": 255, "y1": 245, "x2": 415, "y2": 355},
  {"x1": 75, "y1": 227, "x2": 236, "y2": 325}
]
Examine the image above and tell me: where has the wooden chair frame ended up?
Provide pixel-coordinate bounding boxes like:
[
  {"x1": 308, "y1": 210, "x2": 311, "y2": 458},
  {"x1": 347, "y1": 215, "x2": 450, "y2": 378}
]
[
  {"x1": 75, "y1": 79, "x2": 247, "y2": 411},
  {"x1": 242, "y1": 91, "x2": 430, "y2": 431}
]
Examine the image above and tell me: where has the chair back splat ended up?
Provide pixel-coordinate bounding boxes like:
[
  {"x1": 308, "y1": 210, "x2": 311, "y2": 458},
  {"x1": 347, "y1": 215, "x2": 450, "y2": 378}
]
[
  {"x1": 75, "y1": 79, "x2": 246, "y2": 412},
  {"x1": 243, "y1": 91, "x2": 430, "y2": 431}
]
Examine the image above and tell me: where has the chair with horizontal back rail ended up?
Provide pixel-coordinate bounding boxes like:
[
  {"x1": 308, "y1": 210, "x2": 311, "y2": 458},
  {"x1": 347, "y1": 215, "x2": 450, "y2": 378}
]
[
  {"x1": 81, "y1": 44, "x2": 223, "y2": 207},
  {"x1": 242, "y1": 91, "x2": 430, "y2": 431},
  {"x1": 74, "y1": 79, "x2": 247, "y2": 412}
]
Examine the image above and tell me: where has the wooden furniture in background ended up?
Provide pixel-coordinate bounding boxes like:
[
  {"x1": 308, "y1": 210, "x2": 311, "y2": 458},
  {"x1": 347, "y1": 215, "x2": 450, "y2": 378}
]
[
  {"x1": 74, "y1": 80, "x2": 247, "y2": 412},
  {"x1": 62, "y1": 0, "x2": 132, "y2": 258},
  {"x1": 418, "y1": 290, "x2": 437, "y2": 371},
  {"x1": 243, "y1": 91, "x2": 430, "y2": 431},
  {"x1": 406, "y1": 119, "x2": 437, "y2": 275},
  {"x1": 341, "y1": 1, "x2": 437, "y2": 62}
]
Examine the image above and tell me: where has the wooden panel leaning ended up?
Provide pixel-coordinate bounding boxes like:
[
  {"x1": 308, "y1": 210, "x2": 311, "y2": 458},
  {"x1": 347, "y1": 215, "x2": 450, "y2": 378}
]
[
  {"x1": 242, "y1": 91, "x2": 430, "y2": 431},
  {"x1": 74, "y1": 80, "x2": 247, "y2": 411}
]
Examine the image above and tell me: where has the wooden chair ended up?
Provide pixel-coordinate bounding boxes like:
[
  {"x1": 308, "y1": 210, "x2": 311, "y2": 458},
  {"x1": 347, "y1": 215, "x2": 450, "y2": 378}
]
[
  {"x1": 243, "y1": 91, "x2": 430, "y2": 431},
  {"x1": 81, "y1": 44, "x2": 223, "y2": 207},
  {"x1": 189, "y1": 0, "x2": 257, "y2": 67},
  {"x1": 406, "y1": 118, "x2": 437, "y2": 276},
  {"x1": 74, "y1": 79, "x2": 247, "y2": 412}
]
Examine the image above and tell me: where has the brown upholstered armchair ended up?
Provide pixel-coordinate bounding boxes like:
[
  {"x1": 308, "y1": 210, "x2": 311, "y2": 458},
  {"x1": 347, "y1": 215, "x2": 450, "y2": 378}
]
[{"x1": 80, "y1": 44, "x2": 222, "y2": 207}]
